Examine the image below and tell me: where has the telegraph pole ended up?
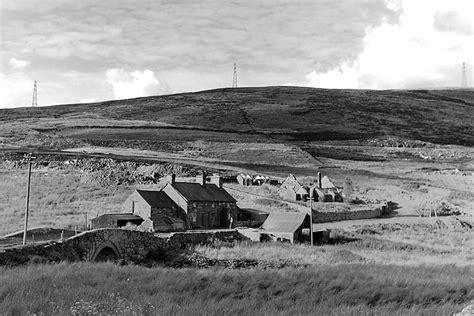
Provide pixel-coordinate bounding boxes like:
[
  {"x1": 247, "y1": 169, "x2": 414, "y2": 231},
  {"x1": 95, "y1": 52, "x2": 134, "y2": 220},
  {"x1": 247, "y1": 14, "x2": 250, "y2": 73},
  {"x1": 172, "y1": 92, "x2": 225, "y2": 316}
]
[
  {"x1": 23, "y1": 153, "x2": 36, "y2": 245},
  {"x1": 309, "y1": 197, "x2": 314, "y2": 246}
]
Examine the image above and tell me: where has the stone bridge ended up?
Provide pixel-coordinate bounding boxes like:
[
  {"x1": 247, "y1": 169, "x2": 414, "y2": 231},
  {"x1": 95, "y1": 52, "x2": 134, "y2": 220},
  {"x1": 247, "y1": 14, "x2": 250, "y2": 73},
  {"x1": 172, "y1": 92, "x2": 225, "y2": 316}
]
[
  {"x1": 0, "y1": 229, "x2": 167, "y2": 265},
  {"x1": 64, "y1": 228, "x2": 166, "y2": 262},
  {"x1": 0, "y1": 228, "x2": 246, "y2": 266}
]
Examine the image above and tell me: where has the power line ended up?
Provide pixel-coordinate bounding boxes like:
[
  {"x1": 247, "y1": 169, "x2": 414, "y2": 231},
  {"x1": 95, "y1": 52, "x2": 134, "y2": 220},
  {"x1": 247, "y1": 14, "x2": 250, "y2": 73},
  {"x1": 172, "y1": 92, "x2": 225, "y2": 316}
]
[
  {"x1": 32, "y1": 80, "x2": 37, "y2": 107},
  {"x1": 232, "y1": 63, "x2": 238, "y2": 88}
]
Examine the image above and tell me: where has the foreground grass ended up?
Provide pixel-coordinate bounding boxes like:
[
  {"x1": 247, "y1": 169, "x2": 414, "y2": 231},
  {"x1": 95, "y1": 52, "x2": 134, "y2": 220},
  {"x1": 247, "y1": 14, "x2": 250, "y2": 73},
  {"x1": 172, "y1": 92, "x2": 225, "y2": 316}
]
[{"x1": 0, "y1": 262, "x2": 472, "y2": 315}]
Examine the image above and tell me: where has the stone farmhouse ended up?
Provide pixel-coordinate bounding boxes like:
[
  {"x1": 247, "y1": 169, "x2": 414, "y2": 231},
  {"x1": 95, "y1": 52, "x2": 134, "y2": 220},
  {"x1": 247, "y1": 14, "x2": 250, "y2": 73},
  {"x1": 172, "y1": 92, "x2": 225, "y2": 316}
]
[
  {"x1": 162, "y1": 174, "x2": 239, "y2": 229},
  {"x1": 119, "y1": 174, "x2": 240, "y2": 232}
]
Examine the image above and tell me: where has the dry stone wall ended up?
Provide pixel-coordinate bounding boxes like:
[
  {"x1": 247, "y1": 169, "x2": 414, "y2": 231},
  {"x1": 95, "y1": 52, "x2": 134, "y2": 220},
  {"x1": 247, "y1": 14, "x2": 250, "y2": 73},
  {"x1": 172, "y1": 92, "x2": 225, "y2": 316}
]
[{"x1": 312, "y1": 208, "x2": 382, "y2": 223}]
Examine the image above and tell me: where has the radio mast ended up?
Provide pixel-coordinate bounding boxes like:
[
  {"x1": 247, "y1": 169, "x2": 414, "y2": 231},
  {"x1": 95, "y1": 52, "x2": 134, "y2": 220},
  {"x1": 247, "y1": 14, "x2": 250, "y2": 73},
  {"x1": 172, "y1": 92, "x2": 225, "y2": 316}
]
[
  {"x1": 32, "y1": 80, "x2": 37, "y2": 107},
  {"x1": 232, "y1": 63, "x2": 238, "y2": 88}
]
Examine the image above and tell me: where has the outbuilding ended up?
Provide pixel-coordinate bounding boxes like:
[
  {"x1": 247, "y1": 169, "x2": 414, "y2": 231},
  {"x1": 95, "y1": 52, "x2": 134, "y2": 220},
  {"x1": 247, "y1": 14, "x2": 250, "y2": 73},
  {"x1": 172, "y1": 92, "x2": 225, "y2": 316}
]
[
  {"x1": 91, "y1": 213, "x2": 144, "y2": 229},
  {"x1": 123, "y1": 189, "x2": 185, "y2": 232},
  {"x1": 260, "y1": 212, "x2": 310, "y2": 243}
]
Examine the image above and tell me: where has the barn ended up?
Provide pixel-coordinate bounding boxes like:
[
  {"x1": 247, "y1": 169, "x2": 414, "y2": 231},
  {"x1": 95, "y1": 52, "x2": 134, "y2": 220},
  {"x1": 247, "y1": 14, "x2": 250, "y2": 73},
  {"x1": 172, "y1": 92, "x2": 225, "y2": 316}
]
[{"x1": 123, "y1": 189, "x2": 185, "y2": 232}]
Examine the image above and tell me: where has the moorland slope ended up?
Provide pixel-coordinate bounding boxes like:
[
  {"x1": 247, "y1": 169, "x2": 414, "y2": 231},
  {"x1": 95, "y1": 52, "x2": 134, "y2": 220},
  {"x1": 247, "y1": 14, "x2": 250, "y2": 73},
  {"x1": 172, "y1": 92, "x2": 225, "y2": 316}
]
[{"x1": 1, "y1": 86, "x2": 473, "y2": 147}]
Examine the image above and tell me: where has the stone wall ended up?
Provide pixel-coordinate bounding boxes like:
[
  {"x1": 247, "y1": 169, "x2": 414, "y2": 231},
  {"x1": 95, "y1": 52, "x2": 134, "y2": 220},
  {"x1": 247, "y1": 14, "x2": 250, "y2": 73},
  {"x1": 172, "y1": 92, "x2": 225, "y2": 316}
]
[
  {"x1": 167, "y1": 230, "x2": 248, "y2": 248},
  {"x1": 312, "y1": 208, "x2": 382, "y2": 223},
  {"x1": 311, "y1": 202, "x2": 396, "y2": 223}
]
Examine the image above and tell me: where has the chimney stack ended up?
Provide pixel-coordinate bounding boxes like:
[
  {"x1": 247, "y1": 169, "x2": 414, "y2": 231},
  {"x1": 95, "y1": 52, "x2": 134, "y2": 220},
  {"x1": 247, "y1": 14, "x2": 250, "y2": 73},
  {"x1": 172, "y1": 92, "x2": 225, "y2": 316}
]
[
  {"x1": 318, "y1": 172, "x2": 322, "y2": 189},
  {"x1": 197, "y1": 173, "x2": 206, "y2": 186},
  {"x1": 167, "y1": 174, "x2": 176, "y2": 185},
  {"x1": 210, "y1": 175, "x2": 223, "y2": 188}
]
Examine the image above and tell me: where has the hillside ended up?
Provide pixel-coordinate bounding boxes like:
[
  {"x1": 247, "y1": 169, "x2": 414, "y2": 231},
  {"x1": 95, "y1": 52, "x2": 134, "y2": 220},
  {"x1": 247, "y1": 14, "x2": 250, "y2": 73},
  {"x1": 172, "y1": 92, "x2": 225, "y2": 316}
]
[{"x1": 1, "y1": 86, "x2": 473, "y2": 147}]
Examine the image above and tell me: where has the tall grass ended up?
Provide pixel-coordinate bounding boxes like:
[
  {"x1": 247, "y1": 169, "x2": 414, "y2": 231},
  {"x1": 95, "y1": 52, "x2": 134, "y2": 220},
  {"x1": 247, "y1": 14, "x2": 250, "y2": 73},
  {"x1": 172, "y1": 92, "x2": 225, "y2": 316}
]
[
  {"x1": 0, "y1": 262, "x2": 472, "y2": 315},
  {"x1": 0, "y1": 169, "x2": 131, "y2": 236}
]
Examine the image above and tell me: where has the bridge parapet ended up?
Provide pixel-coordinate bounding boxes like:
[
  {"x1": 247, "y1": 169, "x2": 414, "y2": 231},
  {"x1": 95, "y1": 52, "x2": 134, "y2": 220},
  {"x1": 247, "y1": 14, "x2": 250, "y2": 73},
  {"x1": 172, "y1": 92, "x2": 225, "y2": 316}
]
[{"x1": 65, "y1": 228, "x2": 166, "y2": 261}]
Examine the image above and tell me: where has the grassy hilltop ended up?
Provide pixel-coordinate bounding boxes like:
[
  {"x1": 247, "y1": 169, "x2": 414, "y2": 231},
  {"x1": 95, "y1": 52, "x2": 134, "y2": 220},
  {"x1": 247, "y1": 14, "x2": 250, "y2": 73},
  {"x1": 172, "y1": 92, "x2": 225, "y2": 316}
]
[{"x1": 1, "y1": 86, "x2": 473, "y2": 147}]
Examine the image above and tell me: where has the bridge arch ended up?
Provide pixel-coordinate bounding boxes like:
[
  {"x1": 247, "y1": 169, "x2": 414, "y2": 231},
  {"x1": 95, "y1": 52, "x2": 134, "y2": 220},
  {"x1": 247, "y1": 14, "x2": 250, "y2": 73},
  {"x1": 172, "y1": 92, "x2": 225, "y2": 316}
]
[{"x1": 92, "y1": 240, "x2": 122, "y2": 262}]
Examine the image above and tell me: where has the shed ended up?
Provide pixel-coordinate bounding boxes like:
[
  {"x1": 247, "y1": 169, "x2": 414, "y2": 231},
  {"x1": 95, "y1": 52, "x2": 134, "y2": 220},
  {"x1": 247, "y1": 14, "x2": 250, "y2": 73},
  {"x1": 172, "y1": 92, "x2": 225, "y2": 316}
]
[
  {"x1": 91, "y1": 213, "x2": 144, "y2": 229},
  {"x1": 152, "y1": 214, "x2": 186, "y2": 232},
  {"x1": 260, "y1": 212, "x2": 310, "y2": 243},
  {"x1": 236, "y1": 208, "x2": 269, "y2": 227}
]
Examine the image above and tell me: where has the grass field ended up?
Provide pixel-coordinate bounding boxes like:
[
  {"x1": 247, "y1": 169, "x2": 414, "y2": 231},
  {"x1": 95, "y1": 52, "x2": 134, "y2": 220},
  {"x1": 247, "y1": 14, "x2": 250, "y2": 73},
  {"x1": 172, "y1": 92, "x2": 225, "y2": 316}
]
[
  {"x1": 0, "y1": 262, "x2": 472, "y2": 315},
  {"x1": 0, "y1": 168, "x2": 131, "y2": 236}
]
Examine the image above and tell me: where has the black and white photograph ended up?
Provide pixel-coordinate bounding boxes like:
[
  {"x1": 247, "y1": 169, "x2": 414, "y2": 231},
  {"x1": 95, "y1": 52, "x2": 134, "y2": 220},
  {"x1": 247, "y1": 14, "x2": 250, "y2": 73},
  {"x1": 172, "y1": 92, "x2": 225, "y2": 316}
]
[{"x1": 0, "y1": 0, "x2": 473, "y2": 315}]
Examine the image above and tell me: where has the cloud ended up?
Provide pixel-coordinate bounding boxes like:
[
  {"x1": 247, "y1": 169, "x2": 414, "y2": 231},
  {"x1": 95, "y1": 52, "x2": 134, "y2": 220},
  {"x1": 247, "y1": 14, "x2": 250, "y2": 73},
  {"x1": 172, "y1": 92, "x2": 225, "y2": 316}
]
[
  {"x1": 434, "y1": 11, "x2": 473, "y2": 35},
  {"x1": 0, "y1": 72, "x2": 33, "y2": 108},
  {"x1": 304, "y1": 0, "x2": 474, "y2": 89},
  {"x1": 106, "y1": 69, "x2": 168, "y2": 100},
  {"x1": 306, "y1": 63, "x2": 361, "y2": 89},
  {"x1": 9, "y1": 58, "x2": 30, "y2": 69}
]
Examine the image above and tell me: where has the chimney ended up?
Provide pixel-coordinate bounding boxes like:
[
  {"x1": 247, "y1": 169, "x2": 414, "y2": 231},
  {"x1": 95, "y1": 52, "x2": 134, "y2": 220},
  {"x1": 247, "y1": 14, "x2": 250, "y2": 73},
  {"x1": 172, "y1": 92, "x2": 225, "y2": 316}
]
[
  {"x1": 167, "y1": 174, "x2": 176, "y2": 185},
  {"x1": 318, "y1": 172, "x2": 322, "y2": 189},
  {"x1": 197, "y1": 173, "x2": 206, "y2": 186},
  {"x1": 210, "y1": 175, "x2": 223, "y2": 188}
]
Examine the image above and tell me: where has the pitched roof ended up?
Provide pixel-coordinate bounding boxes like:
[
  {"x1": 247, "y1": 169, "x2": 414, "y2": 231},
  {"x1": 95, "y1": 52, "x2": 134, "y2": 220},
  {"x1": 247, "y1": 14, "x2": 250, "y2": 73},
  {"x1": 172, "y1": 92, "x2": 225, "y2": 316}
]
[
  {"x1": 280, "y1": 174, "x2": 306, "y2": 193},
  {"x1": 261, "y1": 212, "x2": 308, "y2": 233},
  {"x1": 321, "y1": 176, "x2": 336, "y2": 189},
  {"x1": 136, "y1": 190, "x2": 177, "y2": 208},
  {"x1": 94, "y1": 213, "x2": 143, "y2": 221},
  {"x1": 171, "y1": 182, "x2": 237, "y2": 202}
]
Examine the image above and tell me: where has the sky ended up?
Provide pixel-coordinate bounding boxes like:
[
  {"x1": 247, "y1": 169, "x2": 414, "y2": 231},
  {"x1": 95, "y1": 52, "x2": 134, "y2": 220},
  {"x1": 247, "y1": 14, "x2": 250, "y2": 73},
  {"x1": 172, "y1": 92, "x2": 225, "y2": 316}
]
[{"x1": 0, "y1": 0, "x2": 473, "y2": 108}]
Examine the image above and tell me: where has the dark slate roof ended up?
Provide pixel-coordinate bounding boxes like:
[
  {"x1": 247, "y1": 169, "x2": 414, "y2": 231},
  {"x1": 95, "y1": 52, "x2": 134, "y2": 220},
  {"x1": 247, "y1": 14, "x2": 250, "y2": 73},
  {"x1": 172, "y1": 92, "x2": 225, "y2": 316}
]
[
  {"x1": 171, "y1": 183, "x2": 237, "y2": 202},
  {"x1": 94, "y1": 213, "x2": 143, "y2": 221},
  {"x1": 261, "y1": 212, "x2": 308, "y2": 233},
  {"x1": 136, "y1": 190, "x2": 177, "y2": 208}
]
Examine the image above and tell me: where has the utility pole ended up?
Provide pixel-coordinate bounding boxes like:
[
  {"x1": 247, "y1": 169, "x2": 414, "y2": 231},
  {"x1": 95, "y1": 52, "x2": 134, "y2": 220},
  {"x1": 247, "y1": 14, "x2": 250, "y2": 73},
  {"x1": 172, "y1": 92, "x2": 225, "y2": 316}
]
[
  {"x1": 23, "y1": 153, "x2": 36, "y2": 245},
  {"x1": 232, "y1": 62, "x2": 238, "y2": 88},
  {"x1": 308, "y1": 190, "x2": 314, "y2": 246}
]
